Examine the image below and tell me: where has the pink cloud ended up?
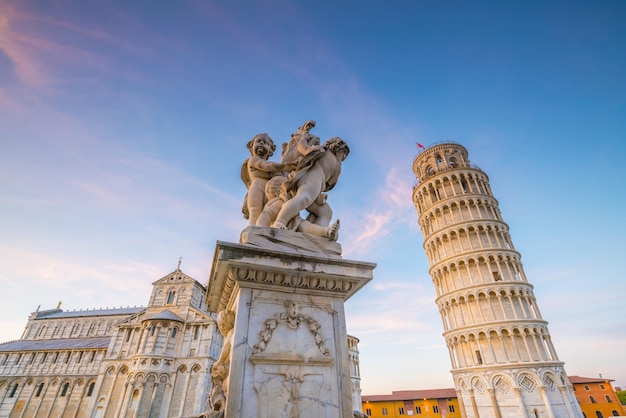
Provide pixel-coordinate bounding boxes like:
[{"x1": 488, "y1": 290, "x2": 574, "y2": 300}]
[
  {"x1": 0, "y1": 5, "x2": 49, "y2": 86},
  {"x1": 343, "y1": 167, "x2": 416, "y2": 257},
  {"x1": 0, "y1": 1, "x2": 153, "y2": 88}
]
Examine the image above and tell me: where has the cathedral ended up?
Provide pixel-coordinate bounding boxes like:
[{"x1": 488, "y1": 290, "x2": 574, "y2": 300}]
[
  {"x1": 0, "y1": 266, "x2": 363, "y2": 417},
  {"x1": 0, "y1": 268, "x2": 220, "y2": 417}
]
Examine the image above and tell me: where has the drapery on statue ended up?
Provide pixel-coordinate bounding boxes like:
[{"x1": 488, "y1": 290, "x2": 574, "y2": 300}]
[{"x1": 241, "y1": 121, "x2": 349, "y2": 241}]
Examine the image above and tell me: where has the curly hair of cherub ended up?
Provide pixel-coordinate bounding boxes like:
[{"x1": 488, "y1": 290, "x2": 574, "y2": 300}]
[
  {"x1": 323, "y1": 137, "x2": 350, "y2": 156},
  {"x1": 217, "y1": 310, "x2": 236, "y2": 327},
  {"x1": 246, "y1": 133, "x2": 276, "y2": 157}
]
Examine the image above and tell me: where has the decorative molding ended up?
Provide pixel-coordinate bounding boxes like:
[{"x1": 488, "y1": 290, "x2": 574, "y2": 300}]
[
  {"x1": 235, "y1": 267, "x2": 357, "y2": 293},
  {"x1": 251, "y1": 302, "x2": 331, "y2": 358}
]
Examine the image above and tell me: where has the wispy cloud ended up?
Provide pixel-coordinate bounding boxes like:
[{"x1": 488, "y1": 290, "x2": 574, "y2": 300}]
[
  {"x1": 0, "y1": 7, "x2": 107, "y2": 87},
  {"x1": 0, "y1": 1, "x2": 164, "y2": 91},
  {"x1": 344, "y1": 167, "x2": 415, "y2": 257},
  {"x1": 347, "y1": 277, "x2": 438, "y2": 337},
  {"x1": 0, "y1": 4, "x2": 48, "y2": 86}
]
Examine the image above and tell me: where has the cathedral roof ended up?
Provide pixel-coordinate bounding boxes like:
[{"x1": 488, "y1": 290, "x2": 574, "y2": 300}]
[
  {"x1": 143, "y1": 310, "x2": 184, "y2": 322},
  {"x1": 152, "y1": 269, "x2": 204, "y2": 289},
  {"x1": 0, "y1": 337, "x2": 110, "y2": 352},
  {"x1": 35, "y1": 307, "x2": 144, "y2": 319}
]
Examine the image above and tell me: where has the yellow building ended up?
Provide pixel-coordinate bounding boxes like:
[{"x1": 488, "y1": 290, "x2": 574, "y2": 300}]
[
  {"x1": 569, "y1": 376, "x2": 626, "y2": 418},
  {"x1": 362, "y1": 388, "x2": 460, "y2": 417},
  {"x1": 362, "y1": 376, "x2": 626, "y2": 418}
]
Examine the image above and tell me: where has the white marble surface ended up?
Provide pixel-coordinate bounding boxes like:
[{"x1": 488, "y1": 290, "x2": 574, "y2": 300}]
[{"x1": 206, "y1": 235, "x2": 375, "y2": 417}]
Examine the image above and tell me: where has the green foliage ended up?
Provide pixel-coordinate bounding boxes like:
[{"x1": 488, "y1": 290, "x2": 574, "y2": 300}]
[{"x1": 617, "y1": 390, "x2": 626, "y2": 405}]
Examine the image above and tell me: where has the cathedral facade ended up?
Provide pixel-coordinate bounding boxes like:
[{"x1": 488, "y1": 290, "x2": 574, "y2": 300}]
[{"x1": 0, "y1": 268, "x2": 221, "y2": 418}]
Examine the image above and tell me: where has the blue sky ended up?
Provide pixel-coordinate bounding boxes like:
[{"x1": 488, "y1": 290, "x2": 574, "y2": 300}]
[{"x1": 1, "y1": 0, "x2": 625, "y2": 395}]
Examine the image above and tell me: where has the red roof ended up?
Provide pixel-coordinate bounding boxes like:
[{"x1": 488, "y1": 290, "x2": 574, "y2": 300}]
[
  {"x1": 568, "y1": 375, "x2": 614, "y2": 384},
  {"x1": 362, "y1": 388, "x2": 456, "y2": 402},
  {"x1": 362, "y1": 376, "x2": 619, "y2": 402}
]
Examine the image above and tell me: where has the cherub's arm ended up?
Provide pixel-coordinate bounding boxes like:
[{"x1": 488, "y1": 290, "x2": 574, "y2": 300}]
[
  {"x1": 248, "y1": 156, "x2": 294, "y2": 173},
  {"x1": 295, "y1": 137, "x2": 320, "y2": 156}
]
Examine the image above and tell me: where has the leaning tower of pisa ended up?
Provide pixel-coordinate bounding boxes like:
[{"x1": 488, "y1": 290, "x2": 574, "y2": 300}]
[{"x1": 411, "y1": 143, "x2": 583, "y2": 418}]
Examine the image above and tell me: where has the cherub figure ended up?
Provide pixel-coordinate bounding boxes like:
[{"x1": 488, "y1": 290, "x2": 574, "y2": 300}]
[
  {"x1": 281, "y1": 120, "x2": 320, "y2": 165},
  {"x1": 256, "y1": 175, "x2": 340, "y2": 240},
  {"x1": 272, "y1": 137, "x2": 349, "y2": 231},
  {"x1": 210, "y1": 310, "x2": 236, "y2": 414},
  {"x1": 280, "y1": 121, "x2": 333, "y2": 227},
  {"x1": 241, "y1": 134, "x2": 294, "y2": 225}
]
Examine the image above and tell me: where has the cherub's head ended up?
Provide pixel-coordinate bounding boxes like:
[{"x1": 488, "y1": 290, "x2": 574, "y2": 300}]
[
  {"x1": 217, "y1": 310, "x2": 235, "y2": 336},
  {"x1": 247, "y1": 134, "x2": 276, "y2": 159},
  {"x1": 324, "y1": 137, "x2": 350, "y2": 162},
  {"x1": 285, "y1": 301, "x2": 298, "y2": 319}
]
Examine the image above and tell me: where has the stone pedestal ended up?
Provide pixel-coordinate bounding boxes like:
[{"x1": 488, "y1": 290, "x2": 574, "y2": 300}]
[{"x1": 205, "y1": 227, "x2": 375, "y2": 418}]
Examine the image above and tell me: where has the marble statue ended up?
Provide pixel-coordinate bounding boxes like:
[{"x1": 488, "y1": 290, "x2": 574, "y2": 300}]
[
  {"x1": 241, "y1": 134, "x2": 294, "y2": 226},
  {"x1": 256, "y1": 175, "x2": 340, "y2": 241},
  {"x1": 280, "y1": 120, "x2": 333, "y2": 227},
  {"x1": 271, "y1": 136, "x2": 349, "y2": 231},
  {"x1": 241, "y1": 121, "x2": 348, "y2": 242}
]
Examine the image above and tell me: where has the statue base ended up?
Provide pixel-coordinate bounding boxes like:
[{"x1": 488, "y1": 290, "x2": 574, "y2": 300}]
[{"x1": 205, "y1": 229, "x2": 375, "y2": 418}]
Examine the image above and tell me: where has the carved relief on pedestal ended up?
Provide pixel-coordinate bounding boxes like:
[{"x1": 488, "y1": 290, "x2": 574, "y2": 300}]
[
  {"x1": 254, "y1": 366, "x2": 331, "y2": 418},
  {"x1": 251, "y1": 301, "x2": 331, "y2": 358},
  {"x1": 208, "y1": 310, "x2": 235, "y2": 417},
  {"x1": 247, "y1": 300, "x2": 336, "y2": 417}
]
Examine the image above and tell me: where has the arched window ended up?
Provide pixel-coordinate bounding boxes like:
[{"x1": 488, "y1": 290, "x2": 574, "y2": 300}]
[
  {"x1": 35, "y1": 383, "x2": 44, "y2": 397},
  {"x1": 9, "y1": 383, "x2": 19, "y2": 397},
  {"x1": 86, "y1": 382, "x2": 95, "y2": 397},
  {"x1": 166, "y1": 291, "x2": 176, "y2": 305},
  {"x1": 595, "y1": 411, "x2": 603, "y2": 418},
  {"x1": 590, "y1": 395, "x2": 596, "y2": 403},
  {"x1": 171, "y1": 328, "x2": 177, "y2": 338},
  {"x1": 60, "y1": 382, "x2": 70, "y2": 397},
  {"x1": 605, "y1": 395, "x2": 612, "y2": 402}
]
